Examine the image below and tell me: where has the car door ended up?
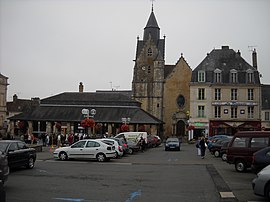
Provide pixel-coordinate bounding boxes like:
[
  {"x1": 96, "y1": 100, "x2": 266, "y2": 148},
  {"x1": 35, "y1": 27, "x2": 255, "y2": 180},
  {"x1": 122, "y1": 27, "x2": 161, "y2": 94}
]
[
  {"x1": 7, "y1": 142, "x2": 21, "y2": 167},
  {"x1": 68, "y1": 140, "x2": 87, "y2": 159},
  {"x1": 81, "y1": 140, "x2": 101, "y2": 159}
]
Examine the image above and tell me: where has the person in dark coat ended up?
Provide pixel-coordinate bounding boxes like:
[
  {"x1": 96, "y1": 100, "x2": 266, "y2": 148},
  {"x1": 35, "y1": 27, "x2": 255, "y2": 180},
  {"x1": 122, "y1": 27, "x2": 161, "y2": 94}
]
[{"x1": 199, "y1": 136, "x2": 206, "y2": 159}]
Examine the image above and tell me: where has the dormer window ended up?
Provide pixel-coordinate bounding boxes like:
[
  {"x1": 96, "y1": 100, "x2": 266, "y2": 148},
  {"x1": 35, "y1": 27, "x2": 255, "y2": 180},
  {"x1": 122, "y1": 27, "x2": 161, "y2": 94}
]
[
  {"x1": 198, "y1": 71, "x2": 205, "y2": 82},
  {"x1": 246, "y1": 69, "x2": 254, "y2": 83},
  {"x1": 230, "y1": 69, "x2": 238, "y2": 83},
  {"x1": 214, "y1": 68, "x2": 222, "y2": 83},
  {"x1": 147, "y1": 48, "x2": 152, "y2": 56}
]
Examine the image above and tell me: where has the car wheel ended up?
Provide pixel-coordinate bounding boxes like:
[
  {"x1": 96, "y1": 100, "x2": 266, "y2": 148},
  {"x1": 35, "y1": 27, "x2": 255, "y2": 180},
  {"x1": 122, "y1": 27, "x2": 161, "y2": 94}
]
[
  {"x1": 214, "y1": 150, "x2": 220, "y2": 157},
  {"x1": 235, "y1": 160, "x2": 246, "y2": 172},
  {"x1": 128, "y1": 148, "x2": 133, "y2": 154},
  {"x1": 96, "y1": 153, "x2": 106, "y2": 162},
  {"x1": 26, "y1": 157, "x2": 35, "y2": 169},
  {"x1": 59, "y1": 152, "x2": 68, "y2": 161},
  {"x1": 221, "y1": 153, "x2": 227, "y2": 161}
]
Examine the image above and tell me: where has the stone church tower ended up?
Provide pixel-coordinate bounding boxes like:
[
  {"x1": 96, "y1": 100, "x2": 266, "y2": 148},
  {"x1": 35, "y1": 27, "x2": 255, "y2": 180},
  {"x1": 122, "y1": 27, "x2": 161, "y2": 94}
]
[{"x1": 132, "y1": 7, "x2": 192, "y2": 138}]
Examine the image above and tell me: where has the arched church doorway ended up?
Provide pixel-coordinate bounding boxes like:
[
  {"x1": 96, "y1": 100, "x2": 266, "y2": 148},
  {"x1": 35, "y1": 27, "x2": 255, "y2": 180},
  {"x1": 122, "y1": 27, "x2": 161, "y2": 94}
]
[{"x1": 176, "y1": 120, "x2": 186, "y2": 137}]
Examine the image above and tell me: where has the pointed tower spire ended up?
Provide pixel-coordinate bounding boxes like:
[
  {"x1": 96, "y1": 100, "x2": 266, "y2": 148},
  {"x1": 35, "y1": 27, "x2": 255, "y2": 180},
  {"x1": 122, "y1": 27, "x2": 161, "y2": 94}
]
[{"x1": 143, "y1": 3, "x2": 160, "y2": 42}]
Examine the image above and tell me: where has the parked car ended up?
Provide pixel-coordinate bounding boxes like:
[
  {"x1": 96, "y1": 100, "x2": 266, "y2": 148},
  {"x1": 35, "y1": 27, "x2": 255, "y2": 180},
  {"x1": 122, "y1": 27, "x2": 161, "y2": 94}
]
[
  {"x1": 165, "y1": 137, "x2": 180, "y2": 151},
  {"x1": 220, "y1": 141, "x2": 230, "y2": 161},
  {"x1": 252, "y1": 147, "x2": 270, "y2": 173},
  {"x1": 153, "y1": 135, "x2": 162, "y2": 147},
  {"x1": 0, "y1": 151, "x2": 9, "y2": 184},
  {"x1": 207, "y1": 135, "x2": 230, "y2": 151},
  {"x1": 252, "y1": 164, "x2": 270, "y2": 200},
  {"x1": 115, "y1": 132, "x2": 148, "y2": 144},
  {"x1": 226, "y1": 131, "x2": 270, "y2": 172},
  {"x1": 147, "y1": 135, "x2": 156, "y2": 148},
  {"x1": 53, "y1": 139, "x2": 116, "y2": 162},
  {"x1": 100, "y1": 138, "x2": 123, "y2": 158},
  {"x1": 110, "y1": 137, "x2": 129, "y2": 155},
  {"x1": 126, "y1": 140, "x2": 140, "y2": 154},
  {"x1": 0, "y1": 140, "x2": 36, "y2": 169},
  {"x1": 209, "y1": 137, "x2": 232, "y2": 157}
]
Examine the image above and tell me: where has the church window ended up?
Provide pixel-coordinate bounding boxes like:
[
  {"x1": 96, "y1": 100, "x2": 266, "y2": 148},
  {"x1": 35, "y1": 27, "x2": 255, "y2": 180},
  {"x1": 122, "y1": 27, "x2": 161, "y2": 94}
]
[
  {"x1": 198, "y1": 71, "x2": 205, "y2": 82},
  {"x1": 157, "y1": 103, "x2": 159, "y2": 108},
  {"x1": 147, "y1": 66, "x2": 151, "y2": 73},
  {"x1": 177, "y1": 95, "x2": 185, "y2": 108},
  {"x1": 148, "y1": 48, "x2": 152, "y2": 56}
]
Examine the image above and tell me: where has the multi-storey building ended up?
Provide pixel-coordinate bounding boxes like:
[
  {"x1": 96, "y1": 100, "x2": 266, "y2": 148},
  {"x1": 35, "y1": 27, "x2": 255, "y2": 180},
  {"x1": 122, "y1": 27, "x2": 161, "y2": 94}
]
[
  {"x1": 189, "y1": 46, "x2": 261, "y2": 138},
  {"x1": 261, "y1": 84, "x2": 270, "y2": 131},
  {"x1": 132, "y1": 7, "x2": 192, "y2": 138},
  {"x1": 0, "y1": 73, "x2": 8, "y2": 136}
]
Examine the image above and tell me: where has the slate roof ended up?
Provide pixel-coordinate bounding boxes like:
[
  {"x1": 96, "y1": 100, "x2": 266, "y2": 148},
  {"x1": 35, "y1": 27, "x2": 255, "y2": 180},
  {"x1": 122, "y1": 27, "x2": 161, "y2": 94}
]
[
  {"x1": 191, "y1": 46, "x2": 260, "y2": 84},
  {"x1": 262, "y1": 84, "x2": 270, "y2": 110},
  {"x1": 8, "y1": 91, "x2": 163, "y2": 124}
]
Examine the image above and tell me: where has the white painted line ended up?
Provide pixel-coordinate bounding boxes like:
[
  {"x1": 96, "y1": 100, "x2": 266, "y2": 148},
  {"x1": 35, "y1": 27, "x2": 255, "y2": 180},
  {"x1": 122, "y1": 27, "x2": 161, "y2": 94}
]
[{"x1": 219, "y1": 192, "x2": 235, "y2": 198}]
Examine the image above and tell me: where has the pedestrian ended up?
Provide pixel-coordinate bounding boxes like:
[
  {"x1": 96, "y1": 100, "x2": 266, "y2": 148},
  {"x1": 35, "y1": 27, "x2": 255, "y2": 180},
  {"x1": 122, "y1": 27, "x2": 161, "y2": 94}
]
[
  {"x1": 139, "y1": 137, "x2": 146, "y2": 152},
  {"x1": 199, "y1": 136, "x2": 207, "y2": 159},
  {"x1": 196, "y1": 137, "x2": 201, "y2": 156}
]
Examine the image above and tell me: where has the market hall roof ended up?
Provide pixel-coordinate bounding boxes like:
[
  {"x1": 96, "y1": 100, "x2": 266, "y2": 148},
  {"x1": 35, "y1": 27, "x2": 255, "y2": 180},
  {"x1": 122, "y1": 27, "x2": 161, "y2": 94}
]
[{"x1": 8, "y1": 91, "x2": 163, "y2": 124}]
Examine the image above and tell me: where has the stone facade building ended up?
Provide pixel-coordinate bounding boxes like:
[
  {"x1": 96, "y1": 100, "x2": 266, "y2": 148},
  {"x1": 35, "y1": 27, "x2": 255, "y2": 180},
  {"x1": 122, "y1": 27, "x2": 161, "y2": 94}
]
[
  {"x1": 189, "y1": 46, "x2": 261, "y2": 138},
  {"x1": 0, "y1": 74, "x2": 8, "y2": 135},
  {"x1": 132, "y1": 8, "x2": 192, "y2": 138}
]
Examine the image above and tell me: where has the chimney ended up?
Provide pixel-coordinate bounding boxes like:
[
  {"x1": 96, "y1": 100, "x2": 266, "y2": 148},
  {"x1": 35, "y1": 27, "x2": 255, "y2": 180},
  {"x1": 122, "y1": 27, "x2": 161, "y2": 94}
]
[
  {"x1": 79, "y1": 82, "x2": 83, "y2": 93},
  {"x1": 79, "y1": 82, "x2": 84, "y2": 92},
  {"x1": 252, "y1": 49, "x2": 257, "y2": 69},
  {"x1": 13, "y1": 94, "x2": 18, "y2": 102}
]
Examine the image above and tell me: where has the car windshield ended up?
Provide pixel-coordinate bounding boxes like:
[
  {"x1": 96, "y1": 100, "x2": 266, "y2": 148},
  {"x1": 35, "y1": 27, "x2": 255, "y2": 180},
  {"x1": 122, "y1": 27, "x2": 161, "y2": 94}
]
[
  {"x1": 167, "y1": 138, "x2": 179, "y2": 143},
  {"x1": 0, "y1": 142, "x2": 9, "y2": 153}
]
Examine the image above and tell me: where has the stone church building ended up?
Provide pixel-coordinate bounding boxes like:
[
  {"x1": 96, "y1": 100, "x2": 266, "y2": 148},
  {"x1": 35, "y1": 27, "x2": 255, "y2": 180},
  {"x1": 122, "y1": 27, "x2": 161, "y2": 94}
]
[{"x1": 132, "y1": 7, "x2": 192, "y2": 138}]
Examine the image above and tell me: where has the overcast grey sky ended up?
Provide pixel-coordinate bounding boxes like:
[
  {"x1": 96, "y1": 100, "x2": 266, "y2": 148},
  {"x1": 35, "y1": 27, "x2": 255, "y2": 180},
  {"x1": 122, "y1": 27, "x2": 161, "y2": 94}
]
[{"x1": 1, "y1": 0, "x2": 269, "y2": 101}]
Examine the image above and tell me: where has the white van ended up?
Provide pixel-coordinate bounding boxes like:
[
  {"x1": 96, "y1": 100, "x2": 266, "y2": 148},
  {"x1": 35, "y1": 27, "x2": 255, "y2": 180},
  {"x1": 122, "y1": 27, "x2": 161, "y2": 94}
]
[{"x1": 115, "y1": 132, "x2": 148, "y2": 143}]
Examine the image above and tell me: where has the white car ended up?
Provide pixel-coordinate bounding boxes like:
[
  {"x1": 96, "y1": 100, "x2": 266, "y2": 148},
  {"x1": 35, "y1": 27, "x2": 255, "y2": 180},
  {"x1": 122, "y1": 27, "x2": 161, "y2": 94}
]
[
  {"x1": 53, "y1": 139, "x2": 116, "y2": 162},
  {"x1": 100, "y1": 138, "x2": 124, "y2": 158},
  {"x1": 252, "y1": 164, "x2": 270, "y2": 199}
]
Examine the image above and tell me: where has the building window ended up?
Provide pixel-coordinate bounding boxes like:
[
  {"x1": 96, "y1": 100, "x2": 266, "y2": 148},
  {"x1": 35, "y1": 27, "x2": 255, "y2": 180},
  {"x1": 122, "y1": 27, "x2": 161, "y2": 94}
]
[
  {"x1": 246, "y1": 69, "x2": 254, "y2": 83},
  {"x1": 230, "y1": 69, "x2": 238, "y2": 83},
  {"x1": 248, "y1": 106, "x2": 254, "y2": 119},
  {"x1": 231, "y1": 89, "x2": 237, "y2": 100},
  {"x1": 147, "y1": 48, "x2": 152, "y2": 56},
  {"x1": 214, "y1": 69, "x2": 222, "y2": 83},
  {"x1": 248, "y1": 89, "x2": 254, "y2": 100},
  {"x1": 231, "y1": 107, "x2": 237, "y2": 118},
  {"x1": 214, "y1": 106, "x2": 221, "y2": 118},
  {"x1": 198, "y1": 88, "x2": 205, "y2": 100},
  {"x1": 214, "y1": 88, "x2": 221, "y2": 100},
  {"x1": 198, "y1": 71, "x2": 205, "y2": 82},
  {"x1": 147, "y1": 66, "x2": 151, "y2": 74},
  {"x1": 198, "y1": 105, "x2": 205, "y2": 118},
  {"x1": 265, "y1": 112, "x2": 270, "y2": 121}
]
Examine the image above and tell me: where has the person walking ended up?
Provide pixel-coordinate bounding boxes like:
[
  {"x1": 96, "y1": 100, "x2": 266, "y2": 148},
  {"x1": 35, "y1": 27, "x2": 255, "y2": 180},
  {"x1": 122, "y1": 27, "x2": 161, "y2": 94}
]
[
  {"x1": 196, "y1": 137, "x2": 201, "y2": 156},
  {"x1": 199, "y1": 136, "x2": 207, "y2": 159}
]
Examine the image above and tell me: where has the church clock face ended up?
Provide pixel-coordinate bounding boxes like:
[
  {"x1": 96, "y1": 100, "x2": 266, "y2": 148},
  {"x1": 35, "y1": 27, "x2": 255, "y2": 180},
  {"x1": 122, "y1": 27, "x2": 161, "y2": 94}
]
[{"x1": 177, "y1": 94, "x2": 185, "y2": 108}]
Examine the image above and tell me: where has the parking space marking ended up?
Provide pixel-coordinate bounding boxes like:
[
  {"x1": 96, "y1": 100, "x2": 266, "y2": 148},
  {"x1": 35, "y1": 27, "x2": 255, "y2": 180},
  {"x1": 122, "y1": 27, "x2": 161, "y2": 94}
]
[{"x1": 219, "y1": 192, "x2": 235, "y2": 198}]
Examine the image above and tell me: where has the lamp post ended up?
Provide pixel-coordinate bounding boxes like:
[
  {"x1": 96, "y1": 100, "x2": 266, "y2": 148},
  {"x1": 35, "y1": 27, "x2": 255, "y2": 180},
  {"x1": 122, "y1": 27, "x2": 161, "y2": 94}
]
[
  {"x1": 121, "y1": 117, "x2": 130, "y2": 132},
  {"x1": 81, "y1": 108, "x2": 96, "y2": 136}
]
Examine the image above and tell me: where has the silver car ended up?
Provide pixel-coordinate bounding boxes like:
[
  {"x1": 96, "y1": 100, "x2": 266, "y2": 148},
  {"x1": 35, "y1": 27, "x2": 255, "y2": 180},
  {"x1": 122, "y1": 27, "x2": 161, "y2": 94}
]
[{"x1": 252, "y1": 164, "x2": 270, "y2": 199}]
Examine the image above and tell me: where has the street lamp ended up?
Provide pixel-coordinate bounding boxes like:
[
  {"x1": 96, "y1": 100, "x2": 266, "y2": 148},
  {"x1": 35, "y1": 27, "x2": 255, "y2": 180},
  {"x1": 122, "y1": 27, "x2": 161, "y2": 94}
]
[
  {"x1": 121, "y1": 117, "x2": 131, "y2": 132},
  {"x1": 81, "y1": 108, "x2": 96, "y2": 136}
]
